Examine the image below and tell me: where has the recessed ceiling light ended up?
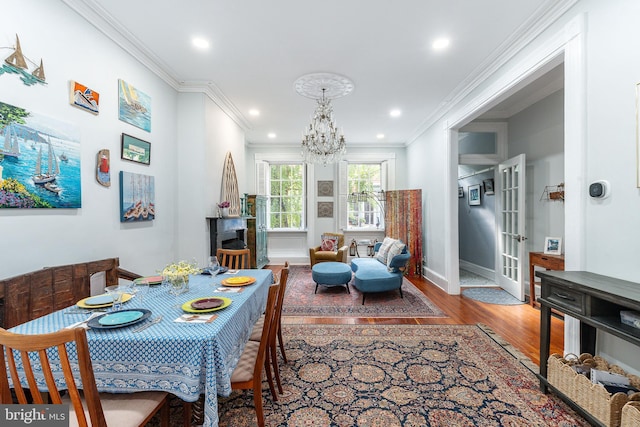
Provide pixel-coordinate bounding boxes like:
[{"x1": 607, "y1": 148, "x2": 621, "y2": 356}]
[
  {"x1": 432, "y1": 38, "x2": 450, "y2": 50},
  {"x1": 376, "y1": 133, "x2": 385, "y2": 139},
  {"x1": 249, "y1": 109, "x2": 260, "y2": 117},
  {"x1": 192, "y1": 37, "x2": 210, "y2": 49},
  {"x1": 267, "y1": 133, "x2": 276, "y2": 139},
  {"x1": 390, "y1": 109, "x2": 401, "y2": 118}
]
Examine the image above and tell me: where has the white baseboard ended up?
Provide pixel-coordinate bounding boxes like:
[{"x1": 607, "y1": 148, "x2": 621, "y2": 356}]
[
  {"x1": 459, "y1": 260, "x2": 495, "y2": 282},
  {"x1": 267, "y1": 256, "x2": 309, "y2": 266},
  {"x1": 422, "y1": 266, "x2": 449, "y2": 293}
]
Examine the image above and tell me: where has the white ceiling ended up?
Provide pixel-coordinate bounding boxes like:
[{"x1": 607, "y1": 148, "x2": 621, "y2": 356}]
[{"x1": 68, "y1": 0, "x2": 566, "y2": 146}]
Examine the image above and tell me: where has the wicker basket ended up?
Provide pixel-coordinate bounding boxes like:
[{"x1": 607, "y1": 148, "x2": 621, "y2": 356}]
[
  {"x1": 621, "y1": 401, "x2": 640, "y2": 427},
  {"x1": 547, "y1": 353, "x2": 640, "y2": 427}
]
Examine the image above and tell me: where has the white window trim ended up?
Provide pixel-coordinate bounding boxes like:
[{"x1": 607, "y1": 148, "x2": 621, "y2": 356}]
[
  {"x1": 338, "y1": 153, "x2": 396, "y2": 231},
  {"x1": 458, "y1": 122, "x2": 508, "y2": 165},
  {"x1": 255, "y1": 153, "x2": 312, "y2": 231}
]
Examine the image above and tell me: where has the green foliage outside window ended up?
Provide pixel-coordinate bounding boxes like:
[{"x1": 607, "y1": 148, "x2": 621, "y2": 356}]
[
  {"x1": 348, "y1": 164, "x2": 383, "y2": 229},
  {"x1": 269, "y1": 164, "x2": 304, "y2": 229}
]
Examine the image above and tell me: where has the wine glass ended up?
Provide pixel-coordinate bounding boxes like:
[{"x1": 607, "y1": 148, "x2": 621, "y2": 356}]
[
  {"x1": 133, "y1": 279, "x2": 149, "y2": 303},
  {"x1": 209, "y1": 256, "x2": 220, "y2": 275},
  {"x1": 105, "y1": 284, "x2": 127, "y2": 311}
]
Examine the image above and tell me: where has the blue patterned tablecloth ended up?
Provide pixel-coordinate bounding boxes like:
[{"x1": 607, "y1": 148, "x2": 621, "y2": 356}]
[{"x1": 9, "y1": 269, "x2": 273, "y2": 427}]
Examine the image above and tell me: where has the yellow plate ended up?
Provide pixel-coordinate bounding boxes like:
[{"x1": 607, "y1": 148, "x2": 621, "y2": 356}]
[
  {"x1": 76, "y1": 293, "x2": 133, "y2": 309},
  {"x1": 221, "y1": 276, "x2": 256, "y2": 286},
  {"x1": 182, "y1": 297, "x2": 232, "y2": 313}
]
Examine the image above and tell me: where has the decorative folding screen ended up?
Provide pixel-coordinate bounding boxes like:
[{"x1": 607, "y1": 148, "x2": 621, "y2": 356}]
[{"x1": 385, "y1": 189, "x2": 423, "y2": 277}]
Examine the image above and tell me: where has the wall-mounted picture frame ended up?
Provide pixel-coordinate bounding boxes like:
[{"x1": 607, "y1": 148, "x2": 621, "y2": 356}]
[
  {"x1": 544, "y1": 237, "x2": 562, "y2": 255},
  {"x1": 458, "y1": 187, "x2": 464, "y2": 198},
  {"x1": 483, "y1": 178, "x2": 495, "y2": 195},
  {"x1": 317, "y1": 180, "x2": 334, "y2": 197},
  {"x1": 121, "y1": 133, "x2": 151, "y2": 165},
  {"x1": 317, "y1": 201, "x2": 334, "y2": 218},
  {"x1": 119, "y1": 171, "x2": 155, "y2": 222},
  {"x1": 468, "y1": 184, "x2": 481, "y2": 205},
  {"x1": 69, "y1": 80, "x2": 99, "y2": 114},
  {"x1": 118, "y1": 79, "x2": 151, "y2": 132}
]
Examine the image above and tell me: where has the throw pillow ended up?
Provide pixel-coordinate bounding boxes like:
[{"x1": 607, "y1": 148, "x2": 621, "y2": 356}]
[
  {"x1": 375, "y1": 237, "x2": 395, "y2": 264},
  {"x1": 320, "y1": 234, "x2": 339, "y2": 252},
  {"x1": 386, "y1": 239, "x2": 406, "y2": 270}
]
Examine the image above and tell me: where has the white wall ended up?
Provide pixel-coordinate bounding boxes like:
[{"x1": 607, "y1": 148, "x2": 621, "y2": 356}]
[
  {"x1": 245, "y1": 144, "x2": 406, "y2": 264},
  {"x1": 0, "y1": 1, "x2": 245, "y2": 279},
  {"x1": 408, "y1": 0, "x2": 640, "y2": 372}
]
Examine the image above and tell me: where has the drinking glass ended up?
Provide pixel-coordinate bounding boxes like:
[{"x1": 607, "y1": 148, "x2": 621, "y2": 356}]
[
  {"x1": 133, "y1": 279, "x2": 149, "y2": 303},
  {"x1": 209, "y1": 256, "x2": 220, "y2": 275},
  {"x1": 105, "y1": 284, "x2": 128, "y2": 311}
]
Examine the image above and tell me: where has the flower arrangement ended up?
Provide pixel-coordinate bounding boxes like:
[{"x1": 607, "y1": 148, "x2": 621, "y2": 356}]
[
  {"x1": 217, "y1": 201, "x2": 230, "y2": 209},
  {"x1": 161, "y1": 260, "x2": 201, "y2": 284}
]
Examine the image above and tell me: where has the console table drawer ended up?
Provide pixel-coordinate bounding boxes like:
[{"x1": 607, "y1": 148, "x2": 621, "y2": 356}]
[{"x1": 546, "y1": 285, "x2": 584, "y2": 314}]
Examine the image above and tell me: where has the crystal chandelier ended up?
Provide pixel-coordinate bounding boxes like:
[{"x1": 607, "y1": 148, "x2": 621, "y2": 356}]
[
  {"x1": 301, "y1": 88, "x2": 346, "y2": 165},
  {"x1": 295, "y1": 72, "x2": 354, "y2": 165}
]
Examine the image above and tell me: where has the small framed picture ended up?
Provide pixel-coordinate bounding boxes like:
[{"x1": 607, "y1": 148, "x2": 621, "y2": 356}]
[
  {"x1": 544, "y1": 237, "x2": 562, "y2": 255},
  {"x1": 458, "y1": 187, "x2": 464, "y2": 198},
  {"x1": 121, "y1": 133, "x2": 151, "y2": 165},
  {"x1": 468, "y1": 184, "x2": 481, "y2": 206},
  {"x1": 483, "y1": 178, "x2": 495, "y2": 195},
  {"x1": 317, "y1": 180, "x2": 334, "y2": 197}
]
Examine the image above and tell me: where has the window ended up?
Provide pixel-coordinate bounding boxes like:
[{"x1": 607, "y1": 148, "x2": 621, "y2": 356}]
[
  {"x1": 347, "y1": 163, "x2": 384, "y2": 230},
  {"x1": 268, "y1": 163, "x2": 305, "y2": 229}
]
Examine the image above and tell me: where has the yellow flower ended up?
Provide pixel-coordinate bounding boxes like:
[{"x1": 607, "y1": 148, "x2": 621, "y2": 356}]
[{"x1": 161, "y1": 260, "x2": 201, "y2": 279}]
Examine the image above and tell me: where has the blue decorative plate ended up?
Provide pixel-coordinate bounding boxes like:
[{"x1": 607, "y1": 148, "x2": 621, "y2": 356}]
[
  {"x1": 84, "y1": 294, "x2": 114, "y2": 306},
  {"x1": 88, "y1": 309, "x2": 151, "y2": 329}
]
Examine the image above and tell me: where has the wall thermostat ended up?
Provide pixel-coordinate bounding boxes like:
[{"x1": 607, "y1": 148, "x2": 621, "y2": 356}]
[{"x1": 589, "y1": 180, "x2": 609, "y2": 199}]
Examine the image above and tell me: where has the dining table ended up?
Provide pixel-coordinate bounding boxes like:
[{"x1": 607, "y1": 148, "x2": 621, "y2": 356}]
[{"x1": 8, "y1": 268, "x2": 274, "y2": 427}]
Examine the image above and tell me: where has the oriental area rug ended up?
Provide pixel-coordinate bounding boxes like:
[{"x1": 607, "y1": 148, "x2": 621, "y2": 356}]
[
  {"x1": 214, "y1": 324, "x2": 588, "y2": 427},
  {"x1": 282, "y1": 265, "x2": 446, "y2": 318}
]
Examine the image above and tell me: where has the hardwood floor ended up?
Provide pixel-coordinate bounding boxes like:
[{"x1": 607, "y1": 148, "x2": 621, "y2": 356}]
[{"x1": 271, "y1": 266, "x2": 565, "y2": 367}]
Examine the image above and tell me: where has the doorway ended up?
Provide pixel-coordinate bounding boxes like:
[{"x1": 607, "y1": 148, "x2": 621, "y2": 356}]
[{"x1": 455, "y1": 64, "x2": 565, "y2": 302}]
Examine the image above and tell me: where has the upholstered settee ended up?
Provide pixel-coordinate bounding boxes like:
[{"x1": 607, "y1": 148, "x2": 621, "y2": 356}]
[
  {"x1": 309, "y1": 232, "x2": 348, "y2": 266},
  {"x1": 350, "y1": 237, "x2": 411, "y2": 304}
]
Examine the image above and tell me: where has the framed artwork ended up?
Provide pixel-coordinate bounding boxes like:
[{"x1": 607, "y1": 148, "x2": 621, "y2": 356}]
[
  {"x1": 544, "y1": 237, "x2": 562, "y2": 255},
  {"x1": 468, "y1": 184, "x2": 481, "y2": 206},
  {"x1": 458, "y1": 187, "x2": 464, "y2": 198},
  {"x1": 317, "y1": 180, "x2": 334, "y2": 197},
  {"x1": 317, "y1": 201, "x2": 334, "y2": 218},
  {"x1": 483, "y1": 178, "x2": 495, "y2": 195},
  {"x1": 121, "y1": 133, "x2": 151, "y2": 165},
  {"x1": 69, "y1": 80, "x2": 99, "y2": 114},
  {"x1": 0, "y1": 100, "x2": 82, "y2": 209},
  {"x1": 119, "y1": 171, "x2": 155, "y2": 222},
  {"x1": 118, "y1": 79, "x2": 151, "y2": 132}
]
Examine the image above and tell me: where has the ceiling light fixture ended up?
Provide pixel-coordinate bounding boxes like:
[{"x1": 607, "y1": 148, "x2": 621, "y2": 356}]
[
  {"x1": 249, "y1": 109, "x2": 260, "y2": 116},
  {"x1": 432, "y1": 38, "x2": 450, "y2": 50},
  {"x1": 267, "y1": 133, "x2": 276, "y2": 139},
  {"x1": 376, "y1": 133, "x2": 385, "y2": 139},
  {"x1": 390, "y1": 109, "x2": 402, "y2": 117},
  {"x1": 192, "y1": 37, "x2": 210, "y2": 49},
  {"x1": 295, "y1": 73, "x2": 354, "y2": 165}
]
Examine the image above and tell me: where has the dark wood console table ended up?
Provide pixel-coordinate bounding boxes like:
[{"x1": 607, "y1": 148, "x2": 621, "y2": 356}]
[{"x1": 537, "y1": 270, "x2": 640, "y2": 425}]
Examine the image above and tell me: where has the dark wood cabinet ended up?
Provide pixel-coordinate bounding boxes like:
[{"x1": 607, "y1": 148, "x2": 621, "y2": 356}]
[
  {"x1": 246, "y1": 195, "x2": 269, "y2": 269},
  {"x1": 529, "y1": 251, "x2": 564, "y2": 306},
  {"x1": 537, "y1": 270, "x2": 640, "y2": 425}
]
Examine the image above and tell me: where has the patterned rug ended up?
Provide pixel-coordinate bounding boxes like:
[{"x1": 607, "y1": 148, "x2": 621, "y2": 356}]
[
  {"x1": 281, "y1": 265, "x2": 446, "y2": 318},
  {"x1": 215, "y1": 324, "x2": 588, "y2": 427}
]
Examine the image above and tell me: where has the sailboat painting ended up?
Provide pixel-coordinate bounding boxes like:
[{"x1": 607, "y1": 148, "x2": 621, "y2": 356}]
[
  {"x1": 0, "y1": 100, "x2": 81, "y2": 209},
  {"x1": 118, "y1": 79, "x2": 151, "y2": 132},
  {"x1": 119, "y1": 171, "x2": 155, "y2": 222},
  {"x1": 0, "y1": 34, "x2": 46, "y2": 86},
  {"x1": 70, "y1": 80, "x2": 99, "y2": 114}
]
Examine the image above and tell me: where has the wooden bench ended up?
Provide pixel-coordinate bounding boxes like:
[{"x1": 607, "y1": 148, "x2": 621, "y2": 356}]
[{"x1": 0, "y1": 258, "x2": 140, "y2": 329}]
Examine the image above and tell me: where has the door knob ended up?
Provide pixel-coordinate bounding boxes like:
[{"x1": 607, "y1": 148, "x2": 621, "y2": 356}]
[{"x1": 513, "y1": 235, "x2": 527, "y2": 242}]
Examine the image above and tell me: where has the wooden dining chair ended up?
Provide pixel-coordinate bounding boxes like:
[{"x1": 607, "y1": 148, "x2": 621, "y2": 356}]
[
  {"x1": 250, "y1": 262, "x2": 289, "y2": 396},
  {"x1": 0, "y1": 327, "x2": 169, "y2": 427},
  {"x1": 229, "y1": 284, "x2": 279, "y2": 427},
  {"x1": 216, "y1": 248, "x2": 251, "y2": 270}
]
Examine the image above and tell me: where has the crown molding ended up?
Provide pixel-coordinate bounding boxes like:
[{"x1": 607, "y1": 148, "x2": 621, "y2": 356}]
[
  {"x1": 406, "y1": 0, "x2": 578, "y2": 145},
  {"x1": 62, "y1": 0, "x2": 250, "y2": 131}
]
